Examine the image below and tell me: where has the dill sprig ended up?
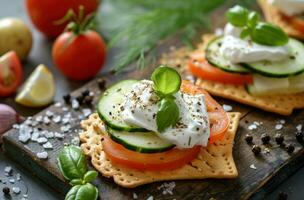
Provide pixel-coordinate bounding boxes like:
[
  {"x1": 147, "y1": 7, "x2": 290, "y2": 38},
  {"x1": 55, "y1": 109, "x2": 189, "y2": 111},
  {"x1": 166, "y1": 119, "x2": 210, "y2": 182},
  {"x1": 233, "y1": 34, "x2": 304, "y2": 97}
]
[{"x1": 98, "y1": 0, "x2": 255, "y2": 72}]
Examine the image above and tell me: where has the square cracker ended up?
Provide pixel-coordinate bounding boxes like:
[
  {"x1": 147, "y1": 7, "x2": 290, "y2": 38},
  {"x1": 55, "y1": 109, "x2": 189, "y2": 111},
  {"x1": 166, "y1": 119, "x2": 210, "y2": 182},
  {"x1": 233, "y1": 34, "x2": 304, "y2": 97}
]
[
  {"x1": 258, "y1": 0, "x2": 304, "y2": 39},
  {"x1": 159, "y1": 34, "x2": 304, "y2": 115},
  {"x1": 80, "y1": 112, "x2": 241, "y2": 188}
]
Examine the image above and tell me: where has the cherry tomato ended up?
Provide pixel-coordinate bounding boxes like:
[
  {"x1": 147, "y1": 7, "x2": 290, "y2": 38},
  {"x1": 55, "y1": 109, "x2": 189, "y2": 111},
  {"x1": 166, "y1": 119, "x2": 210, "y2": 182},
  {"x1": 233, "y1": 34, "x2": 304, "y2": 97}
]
[
  {"x1": 103, "y1": 136, "x2": 201, "y2": 171},
  {"x1": 25, "y1": 0, "x2": 99, "y2": 37},
  {"x1": 181, "y1": 81, "x2": 229, "y2": 143},
  {"x1": 188, "y1": 52, "x2": 253, "y2": 85},
  {"x1": 0, "y1": 51, "x2": 23, "y2": 97},
  {"x1": 52, "y1": 31, "x2": 106, "y2": 81}
]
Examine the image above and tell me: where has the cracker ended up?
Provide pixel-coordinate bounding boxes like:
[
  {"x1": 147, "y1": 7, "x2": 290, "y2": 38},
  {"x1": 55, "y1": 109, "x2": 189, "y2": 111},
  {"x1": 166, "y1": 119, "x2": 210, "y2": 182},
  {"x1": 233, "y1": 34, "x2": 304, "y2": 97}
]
[
  {"x1": 80, "y1": 112, "x2": 241, "y2": 188},
  {"x1": 159, "y1": 34, "x2": 304, "y2": 115},
  {"x1": 258, "y1": 0, "x2": 304, "y2": 39}
]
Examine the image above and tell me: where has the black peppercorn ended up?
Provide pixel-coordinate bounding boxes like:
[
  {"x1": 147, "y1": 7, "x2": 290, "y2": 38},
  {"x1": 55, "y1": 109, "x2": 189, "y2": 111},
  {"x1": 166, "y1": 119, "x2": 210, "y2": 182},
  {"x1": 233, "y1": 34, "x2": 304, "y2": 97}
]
[
  {"x1": 97, "y1": 78, "x2": 106, "y2": 89},
  {"x1": 261, "y1": 133, "x2": 271, "y2": 144},
  {"x1": 252, "y1": 145, "x2": 261, "y2": 155},
  {"x1": 295, "y1": 132, "x2": 303, "y2": 142},
  {"x1": 81, "y1": 89, "x2": 90, "y2": 97},
  {"x1": 275, "y1": 133, "x2": 284, "y2": 145},
  {"x1": 245, "y1": 134, "x2": 253, "y2": 144},
  {"x1": 63, "y1": 94, "x2": 71, "y2": 104},
  {"x1": 2, "y1": 187, "x2": 10, "y2": 195},
  {"x1": 278, "y1": 191, "x2": 288, "y2": 200},
  {"x1": 76, "y1": 95, "x2": 85, "y2": 104},
  {"x1": 286, "y1": 144, "x2": 295, "y2": 153},
  {"x1": 83, "y1": 95, "x2": 94, "y2": 105}
]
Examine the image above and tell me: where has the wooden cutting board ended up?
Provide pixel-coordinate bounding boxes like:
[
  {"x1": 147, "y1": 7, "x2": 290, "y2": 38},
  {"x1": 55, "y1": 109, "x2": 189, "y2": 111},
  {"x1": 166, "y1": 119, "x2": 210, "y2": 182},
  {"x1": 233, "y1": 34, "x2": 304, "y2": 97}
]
[{"x1": 2, "y1": 3, "x2": 304, "y2": 200}]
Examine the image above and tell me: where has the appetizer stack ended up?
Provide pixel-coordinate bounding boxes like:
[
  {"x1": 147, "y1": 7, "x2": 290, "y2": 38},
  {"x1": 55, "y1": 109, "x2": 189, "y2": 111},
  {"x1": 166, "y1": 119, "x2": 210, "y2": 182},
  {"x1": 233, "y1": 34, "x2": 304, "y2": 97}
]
[{"x1": 80, "y1": 67, "x2": 241, "y2": 187}]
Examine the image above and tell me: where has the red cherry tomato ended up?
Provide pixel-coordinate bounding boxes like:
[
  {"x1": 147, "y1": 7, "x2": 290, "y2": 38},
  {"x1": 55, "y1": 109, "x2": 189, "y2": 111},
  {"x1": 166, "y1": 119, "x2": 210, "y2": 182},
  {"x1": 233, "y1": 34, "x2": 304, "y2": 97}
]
[
  {"x1": 0, "y1": 51, "x2": 23, "y2": 97},
  {"x1": 52, "y1": 31, "x2": 106, "y2": 81},
  {"x1": 25, "y1": 0, "x2": 99, "y2": 37}
]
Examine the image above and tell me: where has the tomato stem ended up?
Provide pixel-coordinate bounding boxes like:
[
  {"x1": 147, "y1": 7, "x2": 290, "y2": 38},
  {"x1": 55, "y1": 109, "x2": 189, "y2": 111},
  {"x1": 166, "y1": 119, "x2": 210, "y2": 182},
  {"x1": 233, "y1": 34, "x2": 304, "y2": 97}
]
[{"x1": 54, "y1": 5, "x2": 96, "y2": 35}]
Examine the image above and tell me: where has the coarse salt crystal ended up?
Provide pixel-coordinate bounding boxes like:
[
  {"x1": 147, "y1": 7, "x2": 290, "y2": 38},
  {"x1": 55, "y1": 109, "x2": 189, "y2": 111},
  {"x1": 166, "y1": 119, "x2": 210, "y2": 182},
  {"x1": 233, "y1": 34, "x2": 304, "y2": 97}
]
[
  {"x1": 9, "y1": 178, "x2": 15, "y2": 184},
  {"x1": 12, "y1": 187, "x2": 21, "y2": 194},
  {"x1": 35, "y1": 116, "x2": 43, "y2": 123},
  {"x1": 43, "y1": 142, "x2": 53, "y2": 149},
  {"x1": 37, "y1": 137, "x2": 48, "y2": 144},
  {"x1": 82, "y1": 109, "x2": 92, "y2": 117},
  {"x1": 44, "y1": 131, "x2": 54, "y2": 139},
  {"x1": 54, "y1": 102, "x2": 62, "y2": 107},
  {"x1": 4, "y1": 166, "x2": 12, "y2": 175},
  {"x1": 37, "y1": 152, "x2": 48, "y2": 159},
  {"x1": 61, "y1": 125, "x2": 71, "y2": 133},
  {"x1": 53, "y1": 115, "x2": 62, "y2": 123},
  {"x1": 133, "y1": 193, "x2": 138, "y2": 199},
  {"x1": 275, "y1": 124, "x2": 283, "y2": 130},
  {"x1": 72, "y1": 99, "x2": 80, "y2": 110},
  {"x1": 279, "y1": 119, "x2": 286, "y2": 124},
  {"x1": 296, "y1": 124, "x2": 302, "y2": 132},
  {"x1": 43, "y1": 116, "x2": 51, "y2": 125},
  {"x1": 250, "y1": 164, "x2": 257, "y2": 170},
  {"x1": 16, "y1": 173, "x2": 21, "y2": 181},
  {"x1": 71, "y1": 137, "x2": 80, "y2": 146},
  {"x1": 222, "y1": 104, "x2": 233, "y2": 112},
  {"x1": 248, "y1": 124, "x2": 257, "y2": 130},
  {"x1": 54, "y1": 132, "x2": 64, "y2": 139},
  {"x1": 146, "y1": 196, "x2": 154, "y2": 200}
]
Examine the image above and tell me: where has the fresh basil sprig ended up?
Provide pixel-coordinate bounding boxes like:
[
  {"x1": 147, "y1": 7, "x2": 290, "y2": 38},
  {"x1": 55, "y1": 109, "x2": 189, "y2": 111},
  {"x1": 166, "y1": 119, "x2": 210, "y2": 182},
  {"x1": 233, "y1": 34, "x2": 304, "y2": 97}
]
[
  {"x1": 151, "y1": 66, "x2": 181, "y2": 132},
  {"x1": 226, "y1": 5, "x2": 288, "y2": 46},
  {"x1": 58, "y1": 146, "x2": 99, "y2": 200}
]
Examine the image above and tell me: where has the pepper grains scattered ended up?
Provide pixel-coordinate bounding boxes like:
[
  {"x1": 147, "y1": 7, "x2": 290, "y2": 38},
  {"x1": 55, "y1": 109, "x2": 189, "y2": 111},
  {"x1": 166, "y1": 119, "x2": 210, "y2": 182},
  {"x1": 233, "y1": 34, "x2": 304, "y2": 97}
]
[
  {"x1": 245, "y1": 134, "x2": 253, "y2": 144},
  {"x1": 286, "y1": 144, "x2": 295, "y2": 153},
  {"x1": 252, "y1": 145, "x2": 261, "y2": 155},
  {"x1": 275, "y1": 133, "x2": 284, "y2": 145},
  {"x1": 63, "y1": 94, "x2": 71, "y2": 104},
  {"x1": 2, "y1": 187, "x2": 10, "y2": 195},
  {"x1": 295, "y1": 132, "x2": 303, "y2": 142},
  {"x1": 97, "y1": 78, "x2": 106, "y2": 90},
  {"x1": 261, "y1": 133, "x2": 271, "y2": 144}
]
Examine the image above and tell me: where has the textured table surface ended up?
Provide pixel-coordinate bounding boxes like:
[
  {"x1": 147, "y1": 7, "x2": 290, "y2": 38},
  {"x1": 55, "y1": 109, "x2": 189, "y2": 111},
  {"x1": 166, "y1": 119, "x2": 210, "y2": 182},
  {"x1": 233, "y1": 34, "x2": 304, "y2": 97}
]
[{"x1": 0, "y1": 0, "x2": 304, "y2": 199}]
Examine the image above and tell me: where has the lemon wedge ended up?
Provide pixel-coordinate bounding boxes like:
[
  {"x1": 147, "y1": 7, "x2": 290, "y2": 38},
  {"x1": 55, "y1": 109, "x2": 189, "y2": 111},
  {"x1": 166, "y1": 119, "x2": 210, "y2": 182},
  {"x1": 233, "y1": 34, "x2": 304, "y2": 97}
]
[{"x1": 16, "y1": 64, "x2": 55, "y2": 107}]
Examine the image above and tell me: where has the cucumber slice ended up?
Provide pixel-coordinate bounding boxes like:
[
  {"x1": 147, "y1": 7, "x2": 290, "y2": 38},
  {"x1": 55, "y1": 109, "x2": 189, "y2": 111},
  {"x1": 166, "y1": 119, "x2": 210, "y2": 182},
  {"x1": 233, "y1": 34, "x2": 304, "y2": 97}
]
[
  {"x1": 246, "y1": 74, "x2": 304, "y2": 96},
  {"x1": 97, "y1": 79, "x2": 147, "y2": 132},
  {"x1": 243, "y1": 38, "x2": 304, "y2": 77},
  {"x1": 107, "y1": 127, "x2": 175, "y2": 153},
  {"x1": 206, "y1": 36, "x2": 250, "y2": 74}
]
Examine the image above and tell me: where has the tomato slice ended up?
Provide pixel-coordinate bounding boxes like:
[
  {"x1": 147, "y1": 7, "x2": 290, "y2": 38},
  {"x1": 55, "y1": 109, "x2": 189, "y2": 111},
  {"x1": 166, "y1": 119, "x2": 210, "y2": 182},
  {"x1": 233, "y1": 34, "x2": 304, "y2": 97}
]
[
  {"x1": 181, "y1": 81, "x2": 229, "y2": 143},
  {"x1": 0, "y1": 51, "x2": 23, "y2": 97},
  {"x1": 188, "y1": 53, "x2": 253, "y2": 85},
  {"x1": 281, "y1": 13, "x2": 304, "y2": 33},
  {"x1": 102, "y1": 136, "x2": 201, "y2": 171}
]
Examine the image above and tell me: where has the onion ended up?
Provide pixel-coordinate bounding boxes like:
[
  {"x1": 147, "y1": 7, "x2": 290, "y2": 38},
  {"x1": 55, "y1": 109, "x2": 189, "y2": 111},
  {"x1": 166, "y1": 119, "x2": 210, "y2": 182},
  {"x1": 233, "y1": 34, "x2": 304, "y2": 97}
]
[{"x1": 0, "y1": 104, "x2": 22, "y2": 136}]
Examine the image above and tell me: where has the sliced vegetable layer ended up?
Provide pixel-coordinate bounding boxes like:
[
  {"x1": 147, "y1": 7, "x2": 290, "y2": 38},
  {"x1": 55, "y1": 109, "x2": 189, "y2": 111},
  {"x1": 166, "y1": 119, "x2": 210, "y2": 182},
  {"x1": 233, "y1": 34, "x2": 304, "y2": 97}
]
[
  {"x1": 102, "y1": 136, "x2": 201, "y2": 171},
  {"x1": 107, "y1": 126, "x2": 174, "y2": 153},
  {"x1": 243, "y1": 38, "x2": 304, "y2": 77},
  {"x1": 97, "y1": 79, "x2": 147, "y2": 132},
  {"x1": 206, "y1": 37, "x2": 250, "y2": 74}
]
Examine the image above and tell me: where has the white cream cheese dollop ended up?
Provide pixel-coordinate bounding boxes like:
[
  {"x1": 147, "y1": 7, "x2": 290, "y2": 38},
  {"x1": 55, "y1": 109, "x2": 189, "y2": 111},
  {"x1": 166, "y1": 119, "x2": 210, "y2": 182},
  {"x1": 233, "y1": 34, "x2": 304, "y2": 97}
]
[
  {"x1": 269, "y1": 0, "x2": 304, "y2": 16},
  {"x1": 219, "y1": 23, "x2": 289, "y2": 63},
  {"x1": 121, "y1": 80, "x2": 210, "y2": 148}
]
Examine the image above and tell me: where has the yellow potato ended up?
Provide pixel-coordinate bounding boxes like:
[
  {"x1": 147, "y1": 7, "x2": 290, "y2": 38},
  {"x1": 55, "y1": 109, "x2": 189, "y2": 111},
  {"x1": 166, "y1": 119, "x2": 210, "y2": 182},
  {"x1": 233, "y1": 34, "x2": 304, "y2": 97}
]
[{"x1": 0, "y1": 18, "x2": 32, "y2": 60}]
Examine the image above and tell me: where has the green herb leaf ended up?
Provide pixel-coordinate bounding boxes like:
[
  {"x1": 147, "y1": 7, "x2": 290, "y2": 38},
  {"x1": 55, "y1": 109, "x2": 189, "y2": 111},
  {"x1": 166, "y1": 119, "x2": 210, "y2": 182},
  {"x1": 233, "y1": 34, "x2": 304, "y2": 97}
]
[
  {"x1": 83, "y1": 170, "x2": 98, "y2": 183},
  {"x1": 156, "y1": 98, "x2": 180, "y2": 132},
  {"x1": 65, "y1": 183, "x2": 98, "y2": 200},
  {"x1": 226, "y1": 5, "x2": 249, "y2": 27},
  {"x1": 240, "y1": 27, "x2": 250, "y2": 39},
  {"x1": 251, "y1": 22, "x2": 289, "y2": 46},
  {"x1": 58, "y1": 146, "x2": 87, "y2": 181},
  {"x1": 247, "y1": 11, "x2": 259, "y2": 28},
  {"x1": 70, "y1": 179, "x2": 83, "y2": 186},
  {"x1": 151, "y1": 66, "x2": 181, "y2": 96}
]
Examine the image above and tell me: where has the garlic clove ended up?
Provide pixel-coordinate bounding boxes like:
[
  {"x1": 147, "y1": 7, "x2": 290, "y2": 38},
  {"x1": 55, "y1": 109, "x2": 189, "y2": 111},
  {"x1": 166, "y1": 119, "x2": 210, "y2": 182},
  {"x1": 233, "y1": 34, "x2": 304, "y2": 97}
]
[{"x1": 0, "y1": 104, "x2": 22, "y2": 136}]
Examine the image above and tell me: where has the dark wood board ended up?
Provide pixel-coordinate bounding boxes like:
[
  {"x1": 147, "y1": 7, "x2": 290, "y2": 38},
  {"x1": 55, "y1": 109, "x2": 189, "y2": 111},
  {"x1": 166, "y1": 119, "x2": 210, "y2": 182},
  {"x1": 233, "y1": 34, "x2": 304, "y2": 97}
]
[{"x1": 2, "y1": 2, "x2": 304, "y2": 200}]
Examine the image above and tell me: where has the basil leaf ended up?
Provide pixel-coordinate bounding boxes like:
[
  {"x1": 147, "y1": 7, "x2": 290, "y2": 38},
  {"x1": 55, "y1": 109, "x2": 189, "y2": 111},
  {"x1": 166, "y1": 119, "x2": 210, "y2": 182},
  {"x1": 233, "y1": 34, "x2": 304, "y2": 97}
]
[
  {"x1": 151, "y1": 66, "x2": 181, "y2": 96},
  {"x1": 58, "y1": 146, "x2": 87, "y2": 181},
  {"x1": 226, "y1": 5, "x2": 248, "y2": 27},
  {"x1": 70, "y1": 179, "x2": 83, "y2": 186},
  {"x1": 83, "y1": 170, "x2": 98, "y2": 183},
  {"x1": 156, "y1": 98, "x2": 179, "y2": 132},
  {"x1": 247, "y1": 11, "x2": 259, "y2": 28},
  {"x1": 240, "y1": 27, "x2": 250, "y2": 39},
  {"x1": 65, "y1": 183, "x2": 98, "y2": 200},
  {"x1": 252, "y1": 22, "x2": 288, "y2": 46}
]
